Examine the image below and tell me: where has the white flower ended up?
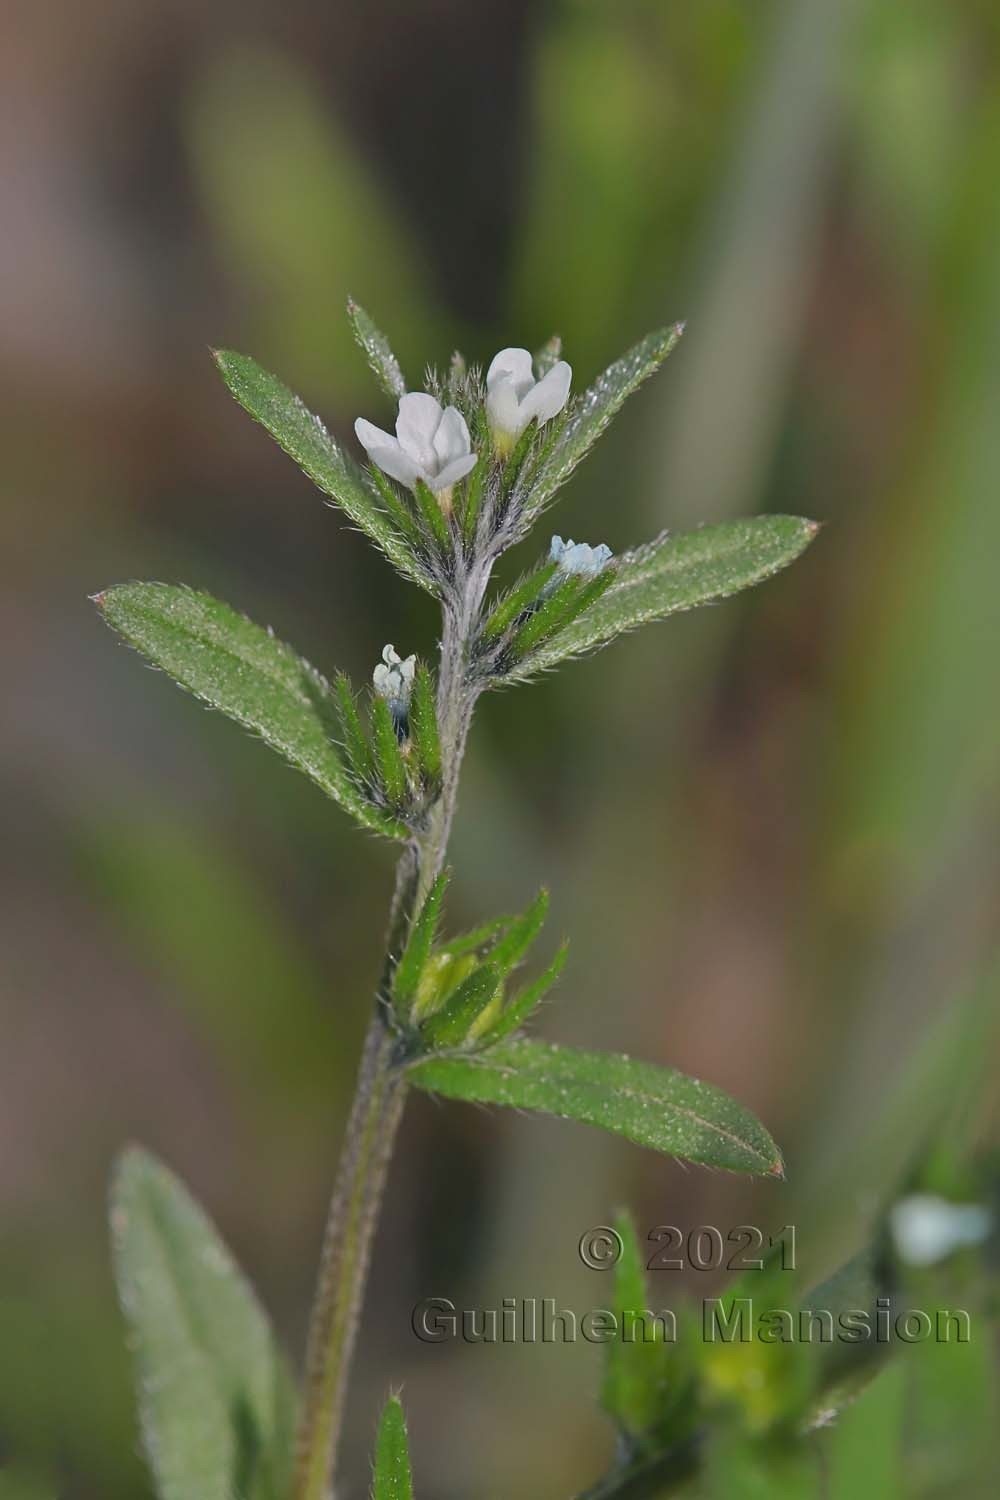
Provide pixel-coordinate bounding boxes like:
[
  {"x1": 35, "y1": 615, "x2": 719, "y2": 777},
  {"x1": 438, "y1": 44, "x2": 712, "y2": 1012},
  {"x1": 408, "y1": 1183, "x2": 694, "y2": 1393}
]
[
  {"x1": 549, "y1": 535, "x2": 613, "y2": 578},
  {"x1": 355, "y1": 393, "x2": 477, "y2": 496},
  {"x1": 372, "y1": 644, "x2": 416, "y2": 720},
  {"x1": 486, "y1": 347, "x2": 572, "y2": 452},
  {"x1": 889, "y1": 1194, "x2": 992, "y2": 1268}
]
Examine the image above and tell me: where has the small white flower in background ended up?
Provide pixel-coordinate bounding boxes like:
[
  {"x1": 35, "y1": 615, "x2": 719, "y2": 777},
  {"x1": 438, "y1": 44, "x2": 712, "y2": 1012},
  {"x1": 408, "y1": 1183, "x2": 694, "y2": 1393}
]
[
  {"x1": 355, "y1": 393, "x2": 477, "y2": 497},
  {"x1": 486, "y1": 348, "x2": 572, "y2": 454},
  {"x1": 550, "y1": 535, "x2": 613, "y2": 578},
  {"x1": 889, "y1": 1193, "x2": 992, "y2": 1268},
  {"x1": 372, "y1": 644, "x2": 416, "y2": 722}
]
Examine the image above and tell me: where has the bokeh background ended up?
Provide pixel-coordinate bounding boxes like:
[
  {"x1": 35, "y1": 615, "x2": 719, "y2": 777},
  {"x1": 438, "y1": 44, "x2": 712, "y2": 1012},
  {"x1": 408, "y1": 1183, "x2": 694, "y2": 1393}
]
[{"x1": 3, "y1": 0, "x2": 999, "y2": 1495}]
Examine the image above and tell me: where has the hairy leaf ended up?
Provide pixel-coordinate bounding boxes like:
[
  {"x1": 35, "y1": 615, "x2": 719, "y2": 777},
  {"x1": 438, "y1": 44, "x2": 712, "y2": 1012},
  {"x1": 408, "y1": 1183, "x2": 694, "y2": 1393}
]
[
  {"x1": 480, "y1": 941, "x2": 568, "y2": 1043},
  {"x1": 393, "y1": 871, "x2": 449, "y2": 1013},
  {"x1": 213, "y1": 350, "x2": 432, "y2": 590},
  {"x1": 517, "y1": 325, "x2": 683, "y2": 523},
  {"x1": 409, "y1": 1040, "x2": 783, "y2": 1175},
  {"x1": 96, "y1": 583, "x2": 405, "y2": 839},
  {"x1": 420, "y1": 963, "x2": 502, "y2": 1049},
  {"x1": 111, "y1": 1148, "x2": 296, "y2": 1500},
  {"x1": 347, "y1": 298, "x2": 407, "y2": 400},
  {"x1": 508, "y1": 516, "x2": 818, "y2": 680},
  {"x1": 372, "y1": 1395, "x2": 413, "y2": 1500}
]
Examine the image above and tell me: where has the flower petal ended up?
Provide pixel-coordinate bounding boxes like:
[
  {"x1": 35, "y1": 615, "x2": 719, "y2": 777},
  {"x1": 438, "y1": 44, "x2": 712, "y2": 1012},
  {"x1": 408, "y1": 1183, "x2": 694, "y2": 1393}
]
[
  {"x1": 432, "y1": 405, "x2": 472, "y2": 466},
  {"x1": 396, "y1": 392, "x2": 444, "y2": 465},
  {"x1": 428, "y1": 453, "x2": 478, "y2": 491},
  {"x1": 354, "y1": 417, "x2": 396, "y2": 458},
  {"x1": 486, "y1": 376, "x2": 523, "y2": 437},
  {"x1": 486, "y1": 347, "x2": 534, "y2": 399},
  {"x1": 518, "y1": 360, "x2": 572, "y2": 426},
  {"x1": 365, "y1": 442, "x2": 423, "y2": 490}
]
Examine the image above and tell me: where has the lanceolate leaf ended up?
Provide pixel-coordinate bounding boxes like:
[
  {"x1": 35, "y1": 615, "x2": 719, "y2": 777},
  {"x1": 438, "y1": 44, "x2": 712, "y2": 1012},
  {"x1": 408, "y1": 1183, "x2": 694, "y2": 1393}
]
[
  {"x1": 111, "y1": 1148, "x2": 296, "y2": 1500},
  {"x1": 408, "y1": 1039, "x2": 783, "y2": 1175},
  {"x1": 516, "y1": 325, "x2": 684, "y2": 524},
  {"x1": 96, "y1": 583, "x2": 406, "y2": 839},
  {"x1": 507, "y1": 516, "x2": 818, "y2": 680},
  {"x1": 372, "y1": 1395, "x2": 413, "y2": 1500},
  {"x1": 347, "y1": 298, "x2": 407, "y2": 400},
  {"x1": 213, "y1": 350, "x2": 433, "y2": 591}
]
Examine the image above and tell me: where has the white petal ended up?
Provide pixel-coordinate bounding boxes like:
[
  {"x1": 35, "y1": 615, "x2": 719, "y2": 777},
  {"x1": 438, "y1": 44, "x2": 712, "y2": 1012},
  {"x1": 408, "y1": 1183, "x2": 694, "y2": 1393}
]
[
  {"x1": 365, "y1": 442, "x2": 423, "y2": 490},
  {"x1": 486, "y1": 347, "x2": 534, "y2": 398},
  {"x1": 432, "y1": 405, "x2": 472, "y2": 466},
  {"x1": 428, "y1": 452, "x2": 478, "y2": 491},
  {"x1": 486, "y1": 376, "x2": 523, "y2": 437},
  {"x1": 518, "y1": 360, "x2": 571, "y2": 426},
  {"x1": 355, "y1": 417, "x2": 396, "y2": 458},
  {"x1": 396, "y1": 392, "x2": 444, "y2": 464}
]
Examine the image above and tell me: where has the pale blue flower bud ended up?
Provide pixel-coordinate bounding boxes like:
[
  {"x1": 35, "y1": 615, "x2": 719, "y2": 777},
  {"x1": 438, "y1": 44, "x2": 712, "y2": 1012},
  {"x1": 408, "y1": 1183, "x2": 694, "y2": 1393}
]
[{"x1": 549, "y1": 535, "x2": 614, "y2": 578}]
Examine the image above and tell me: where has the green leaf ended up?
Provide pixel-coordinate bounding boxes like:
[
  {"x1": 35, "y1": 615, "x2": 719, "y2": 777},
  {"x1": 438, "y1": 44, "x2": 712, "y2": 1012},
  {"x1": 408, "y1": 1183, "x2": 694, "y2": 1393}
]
[
  {"x1": 372, "y1": 1395, "x2": 413, "y2": 1500},
  {"x1": 479, "y1": 562, "x2": 560, "y2": 645},
  {"x1": 96, "y1": 583, "x2": 406, "y2": 839},
  {"x1": 508, "y1": 516, "x2": 819, "y2": 680},
  {"x1": 347, "y1": 298, "x2": 407, "y2": 400},
  {"x1": 392, "y1": 871, "x2": 449, "y2": 1013},
  {"x1": 420, "y1": 963, "x2": 502, "y2": 1050},
  {"x1": 408, "y1": 1039, "x2": 784, "y2": 1175},
  {"x1": 212, "y1": 350, "x2": 433, "y2": 591},
  {"x1": 334, "y1": 672, "x2": 375, "y2": 787},
  {"x1": 484, "y1": 887, "x2": 549, "y2": 977},
  {"x1": 408, "y1": 664, "x2": 441, "y2": 786},
  {"x1": 517, "y1": 325, "x2": 683, "y2": 523},
  {"x1": 370, "y1": 695, "x2": 408, "y2": 810},
  {"x1": 111, "y1": 1148, "x2": 296, "y2": 1500},
  {"x1": 480, "y1": 940, "x2": 568, "y2": 1043}
]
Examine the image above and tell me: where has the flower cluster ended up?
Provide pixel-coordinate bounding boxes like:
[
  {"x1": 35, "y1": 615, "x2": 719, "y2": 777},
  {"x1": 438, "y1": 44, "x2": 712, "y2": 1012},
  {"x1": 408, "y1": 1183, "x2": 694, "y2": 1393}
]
[{"x1": 354, "y1": 346, "x2": 573, "y2": 501}]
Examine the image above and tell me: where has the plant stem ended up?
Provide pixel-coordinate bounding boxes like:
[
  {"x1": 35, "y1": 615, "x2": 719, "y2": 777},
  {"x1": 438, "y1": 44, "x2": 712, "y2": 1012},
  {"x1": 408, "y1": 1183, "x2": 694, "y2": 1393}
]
[{"x1": 293, "y1": 569, "x2": 488, "y2": 1500}]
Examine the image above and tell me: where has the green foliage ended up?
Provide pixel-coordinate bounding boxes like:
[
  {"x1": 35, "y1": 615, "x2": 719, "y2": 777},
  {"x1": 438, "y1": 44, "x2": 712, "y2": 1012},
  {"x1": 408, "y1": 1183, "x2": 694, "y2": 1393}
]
[
  {"x1": 347, "y1": 298, "x2": 407, "y2": 401},
  {"x1": 506, "y1": 516, "x2": 819, "y2": 680},
  {"x1": 334, "y1": 673, "x2": 376, "y2": 788},
  {"x1": 370, "y1": 695, "x2": 408, "y2": 810},
  {"x1": 95, "y1": 583, "x2": 406, "y2": 839},
  {"x1": 478, "y1": 561, "x2": 560, "y2": 644},
  {"x1": 419, "y1": 963, "x2": 502, "y2": 1049},
  {"x1": 514, "y1": 325, "x2": 684, "y2": 526},
  {"x1": 476, "y1": 940, "x2": 569, "y2": 1043},
  {"x1": 212, "y1": 350, "x2": 434, "y2": 591},
  {"x1": 407, "y1": 664, "x2": 441, "y2": 786},
  {"x1": 371, "y1": 1395, "x2": 413, "y2": 1499},
  {"x1": 110, "y1": 1149, "x2": 295, "y2": 1500},
  {"x1": 408, "y1": 1039, "x2": 784, "y2": 1175},
  {"x1": 392, "y1": 872, "x2": 450, "y2": 1014},
  {"x1": 601, "y1": 1212, "x2": 689, "y2": 1450}
]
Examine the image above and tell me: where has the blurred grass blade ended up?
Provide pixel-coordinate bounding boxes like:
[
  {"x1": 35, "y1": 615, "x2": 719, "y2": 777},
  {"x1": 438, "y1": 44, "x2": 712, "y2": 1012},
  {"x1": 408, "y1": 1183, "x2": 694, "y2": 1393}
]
[
  {"x1": 213, "y1": 350, "x2": 434, "y2": 591},
  {"x1": 372, "y1": 1395, "x2": 413, "y2": 1500},
  {"x1": 408, "y1": 1039, "x2": 783, "y2": 1175},
  {"x1": 95, "y1": 583, "x2": 406, "y2": 839},
  {"x1": 509, "y1": 516, "x2": 818, "y2": 679},
  {"x1": 602, "y1": 1211, "x2": 680, "y2": 1445},
  {"x1": 347, "y1": 298, "x2": 407, "y2": 400},
  {"x1": 517, "y1": 326, "x2": 684, "y2": 524},
  {"x1": 111, "y1": 1148, "x2": 296, "y2": 1500}
]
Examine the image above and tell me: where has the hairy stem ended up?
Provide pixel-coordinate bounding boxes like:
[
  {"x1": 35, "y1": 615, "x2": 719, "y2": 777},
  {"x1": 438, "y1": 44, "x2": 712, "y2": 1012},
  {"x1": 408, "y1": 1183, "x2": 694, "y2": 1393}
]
[{"x1": 293, "y1": 565, "x2": 488, "y2": 1500}]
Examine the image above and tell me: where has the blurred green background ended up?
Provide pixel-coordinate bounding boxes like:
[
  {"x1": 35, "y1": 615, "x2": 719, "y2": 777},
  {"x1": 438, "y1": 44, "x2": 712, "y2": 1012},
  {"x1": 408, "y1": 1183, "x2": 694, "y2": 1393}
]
[{"x1": 2, "y1": 0, "x2": 998, "y2": 1495}]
